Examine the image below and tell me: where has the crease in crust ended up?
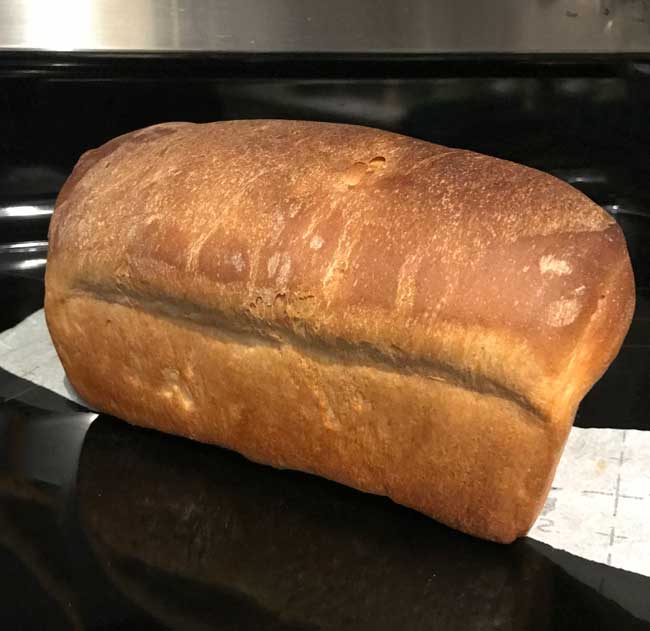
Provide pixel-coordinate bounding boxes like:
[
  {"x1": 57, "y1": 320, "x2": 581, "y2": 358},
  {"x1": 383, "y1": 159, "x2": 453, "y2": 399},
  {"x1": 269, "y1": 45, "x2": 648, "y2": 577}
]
[
  {"x1": 70, "y1": 281, "x2": 550, "y2": 426},
  {"x1": 400, "y1": 150, "x2": 459, "y2": 176}
]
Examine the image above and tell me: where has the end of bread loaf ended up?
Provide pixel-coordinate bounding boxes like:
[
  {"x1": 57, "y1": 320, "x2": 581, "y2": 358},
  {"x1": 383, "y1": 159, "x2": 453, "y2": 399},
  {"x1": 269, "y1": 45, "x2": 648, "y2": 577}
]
[{"x1": 45, "y1": 120, "x2": 635, "y2": 542}]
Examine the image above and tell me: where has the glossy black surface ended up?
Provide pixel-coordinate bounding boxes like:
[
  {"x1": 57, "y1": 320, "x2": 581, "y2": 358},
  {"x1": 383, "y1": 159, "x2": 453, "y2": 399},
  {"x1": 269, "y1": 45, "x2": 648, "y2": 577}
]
[{"x1": 1, "y1": 51, "x2": 649, "y2": 630}]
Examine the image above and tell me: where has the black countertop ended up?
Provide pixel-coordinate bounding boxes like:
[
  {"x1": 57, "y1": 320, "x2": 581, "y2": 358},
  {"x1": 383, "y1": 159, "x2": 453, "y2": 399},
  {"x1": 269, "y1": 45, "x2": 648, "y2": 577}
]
[{"x1": 1, "y1": 219, "x2": 649, "y2": 630}]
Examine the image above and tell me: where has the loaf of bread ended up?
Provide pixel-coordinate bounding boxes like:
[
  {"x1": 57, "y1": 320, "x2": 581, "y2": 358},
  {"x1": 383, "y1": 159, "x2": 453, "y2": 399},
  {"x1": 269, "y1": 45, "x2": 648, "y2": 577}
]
[{"x1": 45, "y1": 120, "x2": 635, "y2": 542}]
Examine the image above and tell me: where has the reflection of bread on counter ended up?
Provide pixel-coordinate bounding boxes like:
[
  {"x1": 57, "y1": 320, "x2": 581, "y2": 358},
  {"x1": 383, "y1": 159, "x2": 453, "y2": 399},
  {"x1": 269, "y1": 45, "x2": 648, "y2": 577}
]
[
  {"x1": 47, "y1": 120, "x2": 635, "y2": 542},
  {"x1": 77, "y1": 418, "x2": 551, "y2": 631},
  {"x1": 0, "y1": 474, "x2": 83, "y2": 631}
]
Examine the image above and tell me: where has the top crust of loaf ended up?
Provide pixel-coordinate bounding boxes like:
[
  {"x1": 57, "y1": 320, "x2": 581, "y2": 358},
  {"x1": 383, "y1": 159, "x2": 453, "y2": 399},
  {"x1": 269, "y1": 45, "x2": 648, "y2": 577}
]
[{"x1": 48, "y1": 120, "x2": 635, "y2": 426}]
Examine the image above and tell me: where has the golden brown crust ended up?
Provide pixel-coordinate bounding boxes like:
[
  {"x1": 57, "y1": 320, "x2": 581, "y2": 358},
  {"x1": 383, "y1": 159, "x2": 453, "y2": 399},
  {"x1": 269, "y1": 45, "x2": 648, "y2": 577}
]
[{"x1": 45, "y1": 120, "x2": 635, "y2": 542}]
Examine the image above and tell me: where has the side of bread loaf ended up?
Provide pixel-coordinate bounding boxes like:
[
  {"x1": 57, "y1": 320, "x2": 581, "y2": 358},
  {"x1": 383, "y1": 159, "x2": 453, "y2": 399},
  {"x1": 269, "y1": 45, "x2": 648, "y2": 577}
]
[{"x1": 45, "y1": 120, "x2": 635, "y2": 542}]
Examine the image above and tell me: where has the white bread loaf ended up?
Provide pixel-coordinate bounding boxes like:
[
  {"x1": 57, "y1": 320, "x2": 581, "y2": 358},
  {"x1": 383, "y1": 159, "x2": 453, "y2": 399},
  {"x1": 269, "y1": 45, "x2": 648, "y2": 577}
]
[{"x1": 45, "y1": 120, "x2": 635, "y2": 542}]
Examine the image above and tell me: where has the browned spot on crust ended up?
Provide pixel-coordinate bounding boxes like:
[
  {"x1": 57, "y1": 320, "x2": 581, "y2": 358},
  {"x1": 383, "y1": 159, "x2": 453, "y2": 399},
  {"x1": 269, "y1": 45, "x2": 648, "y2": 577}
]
[{"x1": 197, "y1": 234, "x2": 250, "y2": 284}]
